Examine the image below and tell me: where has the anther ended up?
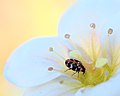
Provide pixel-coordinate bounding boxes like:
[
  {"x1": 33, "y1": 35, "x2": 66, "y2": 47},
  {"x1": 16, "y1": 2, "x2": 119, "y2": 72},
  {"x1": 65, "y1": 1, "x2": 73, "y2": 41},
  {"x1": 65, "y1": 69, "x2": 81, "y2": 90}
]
[
  {"x1": 108, "y1": 28, "x2": 113, "y2": 35},
  {"x1": 59, "y1": 80, "x2": 64, "y2": 84},
  {"x1": 64, "y1": 34, "x2": 70, "y2": 39},
  {"x1": 49, "y1": 47, "x2": 65, "y2": 60},
  {"x1": 48, "y1": 67, "x2": 54, "y2": 71},
  {"x1": 49, "y1": 47, "x2": 54, "y2": 52},
  {"x1": 90, "y1": 23, "x2": 96, "y2": 29}
]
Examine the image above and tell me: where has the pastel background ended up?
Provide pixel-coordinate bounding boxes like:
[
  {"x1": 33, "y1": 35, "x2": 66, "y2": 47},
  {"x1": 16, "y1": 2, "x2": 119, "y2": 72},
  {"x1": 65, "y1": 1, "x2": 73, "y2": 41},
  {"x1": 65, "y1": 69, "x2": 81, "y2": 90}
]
[{"x1": 0, "y1": 0, "x2": 75, "y2": 96}]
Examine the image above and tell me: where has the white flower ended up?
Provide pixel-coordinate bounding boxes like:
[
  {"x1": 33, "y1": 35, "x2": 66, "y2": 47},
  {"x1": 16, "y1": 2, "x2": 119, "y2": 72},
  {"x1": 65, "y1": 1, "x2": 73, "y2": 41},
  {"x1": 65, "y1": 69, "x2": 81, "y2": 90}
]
[{"x1": 4, "y1": 0, "x2": 120, "y2": 96}]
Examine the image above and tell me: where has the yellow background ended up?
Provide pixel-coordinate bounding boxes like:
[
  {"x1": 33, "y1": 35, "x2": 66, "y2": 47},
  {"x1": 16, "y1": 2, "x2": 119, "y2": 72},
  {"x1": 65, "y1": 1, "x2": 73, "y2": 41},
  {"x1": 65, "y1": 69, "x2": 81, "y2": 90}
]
[{"x1": 0, "y1": 0, "x2": 75, "y2": 96}]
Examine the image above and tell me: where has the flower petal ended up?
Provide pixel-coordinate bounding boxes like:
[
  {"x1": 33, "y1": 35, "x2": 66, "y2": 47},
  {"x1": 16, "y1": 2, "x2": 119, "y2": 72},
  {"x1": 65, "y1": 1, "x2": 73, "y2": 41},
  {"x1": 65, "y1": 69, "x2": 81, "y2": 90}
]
[
  {"x1": 24, "y1": 76, "x2": 77, "y2": 96},
  {"x1": 58, "y1": 0, "x2": 120, "y2": 52},
  {"x1": 58, "y1": 0, "x2": 120, "y2": 38},
  {"x1": 101, "y1": 13, "x2": 120, "y2": 66},
  {"x1": 75, "y1": 71, "x2": 120, "y2": 96},
  {"x1": 102, "y1": 12, "x2": 120, "y2": 47},
  {"x1": 4, "y1": 37, "x2": 70, "y2": 87},
  {"x1": 58, "y1": 0, "x2": 120, "y2": 59}
]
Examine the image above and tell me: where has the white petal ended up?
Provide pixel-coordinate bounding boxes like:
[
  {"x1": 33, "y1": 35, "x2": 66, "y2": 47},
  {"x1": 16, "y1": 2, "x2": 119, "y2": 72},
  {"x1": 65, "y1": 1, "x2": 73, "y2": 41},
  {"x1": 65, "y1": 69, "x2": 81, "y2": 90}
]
[
  {"x1": 58, "y1": 0, "x2": 120, "y2": 45},
  {"x1": 58, "y1": 0, "x2": 120, "y2": 55},
  {"x1": 24, "y1": 76, "x2": 77, "y2": 96},
  {"x1": 4, "y1": 37, "x2": 70, "y2": 87},
  {"x1": 100, "y1": 13, "x2": 120, "y2": 65},
  {"x1": 102, "y1": 12, "x2": 120, "y2": 47},
  {"x1": 75, "y1": 71, "x2": 120, "y2": 96}
]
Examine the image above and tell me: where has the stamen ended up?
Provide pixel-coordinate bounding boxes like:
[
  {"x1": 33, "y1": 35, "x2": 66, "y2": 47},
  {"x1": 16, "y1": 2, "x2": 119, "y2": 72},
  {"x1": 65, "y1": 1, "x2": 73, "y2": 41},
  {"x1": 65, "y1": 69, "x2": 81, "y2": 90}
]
[
  {"x1": 59, "y1": 80, "x2": 64, "y2": 84},
  {"x1": 49, "y1": 47, "x2": 54, "y2": 52},
  {"x1": 48, "y1": 47, "x2": 65, "y2": 60},
  {"x1": 103, "y1": 28, "x2": 113, "y2": 61},
  {"x1": 64, "y1": 34, "x2": 71, "y2": 39},
  {"x1": 64, "y1": 34, "x2": 77, "y2": 49},
  {"x1": 61, "y1": 42, "x2": 72, "y2": 52},
  {"x1": 108, "y1": 28, "x2": 113, "y2": 35},
  {"x1": 90, "y1": 23, "x2": 101, "y2": 62},
  {"x1": 48, "y1": 67, "x2": 66, "y2": 76},
  {"x1": 90, "y1": 23, "x2": 96, "y2": 29},
  {"x1": 90, "y1": 23, "x2": 97, "y2": 61},
  {"x1": 48, "y1": 67, "x2": 54, "y2": 71}
]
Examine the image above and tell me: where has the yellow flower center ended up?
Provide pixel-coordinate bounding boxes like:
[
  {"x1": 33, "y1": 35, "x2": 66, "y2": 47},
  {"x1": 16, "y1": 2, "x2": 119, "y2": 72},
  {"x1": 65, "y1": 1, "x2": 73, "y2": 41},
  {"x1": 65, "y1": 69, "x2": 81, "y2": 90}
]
[{"x1": 48, "y1": 23, "x2": 120, "y2": 91}]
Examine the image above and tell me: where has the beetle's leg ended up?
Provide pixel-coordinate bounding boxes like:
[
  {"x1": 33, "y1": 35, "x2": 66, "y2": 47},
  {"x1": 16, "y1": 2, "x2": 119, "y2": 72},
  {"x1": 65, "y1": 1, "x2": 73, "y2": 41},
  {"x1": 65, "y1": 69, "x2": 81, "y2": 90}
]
[
  {"x1": 72, "y1": 71, "x2": 77, "y2": 76},
  {"x1": 82, "y1": 71, "x2": 85, "y2": 75},
  {"x1": 78, "y1": 71, "x2": 80, "y2": 78},
  {"x1": 64, "y1": 68, "x2": 71, "y2": 72}
]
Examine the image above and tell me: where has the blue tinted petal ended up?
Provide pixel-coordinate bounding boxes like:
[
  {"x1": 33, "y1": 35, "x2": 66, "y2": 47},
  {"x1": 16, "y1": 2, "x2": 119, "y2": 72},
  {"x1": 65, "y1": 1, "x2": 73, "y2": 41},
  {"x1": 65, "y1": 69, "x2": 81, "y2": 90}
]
[{"x1": 4, "y1": 37, "x2": 69, "y2": 87}]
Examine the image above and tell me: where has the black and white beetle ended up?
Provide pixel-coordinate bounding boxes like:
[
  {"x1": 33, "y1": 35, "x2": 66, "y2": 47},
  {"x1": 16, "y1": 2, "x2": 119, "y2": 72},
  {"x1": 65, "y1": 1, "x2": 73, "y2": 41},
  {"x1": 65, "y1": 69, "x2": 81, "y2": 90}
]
[{"x1": 65, "y1": 59, "x2": 85, "y2": 76}]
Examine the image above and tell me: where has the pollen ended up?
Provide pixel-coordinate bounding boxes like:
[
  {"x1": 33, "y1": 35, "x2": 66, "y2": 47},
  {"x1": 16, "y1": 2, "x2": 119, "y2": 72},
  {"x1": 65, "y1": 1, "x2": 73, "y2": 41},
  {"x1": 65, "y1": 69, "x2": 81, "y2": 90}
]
[
  {"x1": 64, "y1": 34, "x2": 70, "y2": 39},
  {"x1": 108, "y1": 28, "x2": 113, "y2": 35},
  {"x1": 49, "y1": 47, "x2": 54, "y2": 52},
  {"x1": 90, "y1": 23, "x2": 96, "y2": 29},
  {"x1": 48, "y1": 67, "x2": 54, "y2": 71},
  {"x1": 59, "y1": 80, "x2": 64, "y2": 84}
]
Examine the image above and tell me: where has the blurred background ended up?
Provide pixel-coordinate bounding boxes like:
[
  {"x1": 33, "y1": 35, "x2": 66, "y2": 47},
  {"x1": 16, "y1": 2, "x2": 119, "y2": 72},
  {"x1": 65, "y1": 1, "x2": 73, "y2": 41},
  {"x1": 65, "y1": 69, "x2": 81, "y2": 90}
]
[{"x1": 0, "y1": 0, "x2": 75, "y2": 96}]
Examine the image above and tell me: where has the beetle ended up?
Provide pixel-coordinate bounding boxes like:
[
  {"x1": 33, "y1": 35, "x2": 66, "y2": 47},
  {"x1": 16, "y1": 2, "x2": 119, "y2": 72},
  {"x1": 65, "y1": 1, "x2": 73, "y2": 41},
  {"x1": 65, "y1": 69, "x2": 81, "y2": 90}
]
[{"x1": 65, "y1": 59, "x2": 85, "y2": 77}]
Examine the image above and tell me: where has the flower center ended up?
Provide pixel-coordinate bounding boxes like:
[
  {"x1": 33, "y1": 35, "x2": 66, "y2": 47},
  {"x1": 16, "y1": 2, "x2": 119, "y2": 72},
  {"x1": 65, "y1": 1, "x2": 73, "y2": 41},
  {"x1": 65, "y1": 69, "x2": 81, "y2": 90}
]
[{"x1": 48, "y1": 23, "x2": 120, "y2": 91}]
